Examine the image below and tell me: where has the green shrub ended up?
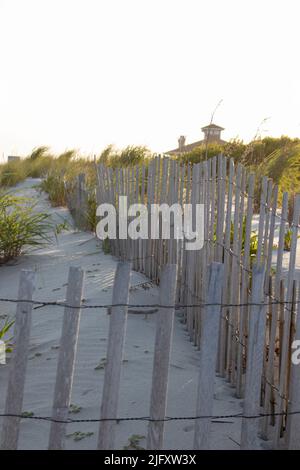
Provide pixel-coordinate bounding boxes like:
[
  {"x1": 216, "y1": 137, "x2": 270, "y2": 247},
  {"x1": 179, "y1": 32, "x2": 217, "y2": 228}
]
[
  {"x1": 102, "y1": 237, "x2": 111, "y2": 254},
  {"x1": 283, "y1": 228, "x2": 300, "y2": 252},
  {"x1": 0, "y1": 193, "x2": 52, "y2": 264},
  {"x1": 178, "y1": 143, "x2": 225, "y2": 165},
  {"x1": 24, "y1": 155, "x2": 53, "y2": 178},
  {"x1": 29, "y1": 146, "x2": 50, "y2": 161},
  {"x1": 0, "y1": 318, "x2": 15, "y2": 353},
  {"x1": 97, "y1": 145, "x2": 152, "y2": 167},
  {"x1": 40, "y1": 173, "x2": 67, "y2": 207},
  {"x1": 231, "y1": 217, "x2": 258, "y2": 261},
  {"x1": 0, "y1": 160, "x2": 27, "y2": 187},
  {"x1": 86, "y1": 191, "x2": 97, "y2": 232},
  {"x1": 97, "y1": 145, "x2": 115, "y2": 165}
]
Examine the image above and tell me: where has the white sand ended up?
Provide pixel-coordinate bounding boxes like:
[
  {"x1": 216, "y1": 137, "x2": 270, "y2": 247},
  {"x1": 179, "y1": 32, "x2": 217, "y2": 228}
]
[{"x1": 0, "y1": 179, "x2": 287, "y2": 450}]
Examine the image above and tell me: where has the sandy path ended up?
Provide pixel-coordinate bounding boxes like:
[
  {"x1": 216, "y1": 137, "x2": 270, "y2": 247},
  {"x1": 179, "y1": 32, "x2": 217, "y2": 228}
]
[{"x1": 0, "y1": 178, "x2": 257, "y2": 450}]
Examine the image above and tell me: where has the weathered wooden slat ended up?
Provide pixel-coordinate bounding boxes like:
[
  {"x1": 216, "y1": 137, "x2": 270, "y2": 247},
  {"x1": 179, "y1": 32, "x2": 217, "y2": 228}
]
[
  {"x1": 193, "y1": 262, "x2": 224, "y2": 449},
  {"x1": 273, "y1": 194, "x2": 300, "y2": 447},
  {"x1": 210, "y1": 156, "x2": 217, "y2": 261},
  {"x1": 218, "y1": 159, "x2": 234, "y2": 376},
  {"x1": 216, "y1": 155, "x2": 226, "y2": 261},
  {"x1": 261, "y1": 276, "x2": 277, "y2": 439},
  {"x1": 97, "y1": 261, "x2": 131, "y2": 450},
  {"x1": 240, "y1": 264, "x2": 267, "y2": 450},
  {"x1": 226, "y1": 164, "x2": 242, "y2": 382},
  {"x1": 147, "y1": 264, "x2": 178, "y2": 450},
  {"x1": 287, "y1": 282, "x2": 300, "y2": 449},
  {"x1": 231, "y1": 165, "x2": 246, "y2": 386},
  {"x1": 275, "y1": 192, "x2": 289, "y2": 295},
  {"x1": 48, "y1": 267, "x2": 85, "y2": 450},
  {"x1": 186, "y1": 164, "x2": 199, "y2": 338},
  {"x1": 256, "y1": 176, "x2": 268, "y2": 264},
  {"x1": 0, "y1": 270, "x2": 36, "y2": 450},
  {"x1": 235, "y1": 173, "x2": 255, "y2": 396}
]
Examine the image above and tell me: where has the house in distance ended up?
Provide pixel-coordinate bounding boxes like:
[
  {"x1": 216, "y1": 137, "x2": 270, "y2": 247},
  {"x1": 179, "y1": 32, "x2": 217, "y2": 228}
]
[{"x1": 166, "y1": 123, "x2": 227, "y2": 155}]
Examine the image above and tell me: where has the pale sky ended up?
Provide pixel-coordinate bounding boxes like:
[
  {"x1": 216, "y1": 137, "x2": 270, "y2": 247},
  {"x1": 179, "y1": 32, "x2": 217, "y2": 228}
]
[{"x1": 0, "y1": 0, "x2": 300, "y2": 160}]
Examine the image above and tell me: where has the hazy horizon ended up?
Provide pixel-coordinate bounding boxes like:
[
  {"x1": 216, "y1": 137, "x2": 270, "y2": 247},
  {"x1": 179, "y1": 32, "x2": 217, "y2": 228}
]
[{"x1": 1, "y1": 0, "x2": 300, "y2": 160}]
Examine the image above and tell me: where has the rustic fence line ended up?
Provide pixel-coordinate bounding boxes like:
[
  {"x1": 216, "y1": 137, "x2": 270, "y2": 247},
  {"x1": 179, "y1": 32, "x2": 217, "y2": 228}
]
[
  {"x1": 92, "y1": 154, "x2": 300, "y2": 447},
  {"x1": 64, "y1": 173, "x2": 95, "y2": 231},
  {"x1": 0, "y1": 260, "x2": 300, "y2": 449},
  {"x1": 3, "y1": 153, "x2": 297, "y2": 449}
]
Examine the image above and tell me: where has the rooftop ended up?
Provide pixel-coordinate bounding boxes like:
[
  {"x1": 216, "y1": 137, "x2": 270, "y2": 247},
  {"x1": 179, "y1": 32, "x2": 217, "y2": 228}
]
[
  {"x1": 166, "y1": 122, "x2": 227, "y2": 155},
  {"x1": 201, "y1": 123, "x2": 225, "y2": 131}
]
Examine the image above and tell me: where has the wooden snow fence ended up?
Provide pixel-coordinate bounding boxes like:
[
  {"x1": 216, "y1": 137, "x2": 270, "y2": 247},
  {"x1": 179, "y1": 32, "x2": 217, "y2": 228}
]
[
  {"x1": 94, "y1": 154, "x2": 300, "y2": 448},
  {"x1": 64, "y1": 173, "x2": 94, "y2": 230},
  {"x1": 0, "y1": 261, "x2": 241, "y2": 450},
  {"x1": 2, "y1": 153, "x2": 299, "y2": 449}
]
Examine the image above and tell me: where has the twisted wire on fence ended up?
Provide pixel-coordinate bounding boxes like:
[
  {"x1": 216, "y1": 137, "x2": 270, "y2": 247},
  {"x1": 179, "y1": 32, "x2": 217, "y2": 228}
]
[
  {"x1": 0, "y1": 297, "x2": 299, "y2": 310},
  {"x1": 0, "y1": 410, "x2": 300, "y2": 424}
]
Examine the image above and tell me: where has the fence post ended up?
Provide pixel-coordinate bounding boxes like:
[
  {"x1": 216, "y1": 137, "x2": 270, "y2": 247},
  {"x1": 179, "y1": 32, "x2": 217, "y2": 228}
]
[
  {"x1": 76, "y1": 173, "x2": 86, "y2": 228},
  {"x1": 97, "y1": 261, "x2": 131, "y2": 450},
  {"x1": 287, "y1": 281, "x2": 300, "y2": 449},
  {"x1": 236, "y1": 173, "x2": 255, "y2": 397},
  {"x1": 77, "y1": 173, "x2": 85, "y2": 206},
  {"x1": 193, "y1": 262, "x2": 224, "y2": 449},
  {"x1": 240, "y1": 263, "x2": 266, "y2": 450},
  {"x1": 219, "y1": 159, "x2": 234, "y2": 376},
  {"x1": 226, "y1": 164, "x2": 242, "y2": 383},
  {"x1": 0, "y1": 270, "x2": 36, "y2": 450},
  {"x1": 147, "y1": 264, "x2": 178, "y2": 450},
  {"x1": 48, "y1": 267, "x2": 85, "y2": 449},
  {"x1": 273, "y1": 194, "x2": 300, "y2": 447}
]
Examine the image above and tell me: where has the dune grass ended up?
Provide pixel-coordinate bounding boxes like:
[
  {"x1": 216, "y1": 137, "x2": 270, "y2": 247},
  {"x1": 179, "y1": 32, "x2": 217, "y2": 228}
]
[
  {"x1": 0, "y1": 193, "x2": 53, "y2": 264},
  {"x1": 1, "y1": 139, "x2": 299, "y2": 227},
  {"x1": 0, "y1": 145, "x2": 152, "y2": 191},
  {"x1": 177, "y1": 136, "x2": 300, "y2": 211}
]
